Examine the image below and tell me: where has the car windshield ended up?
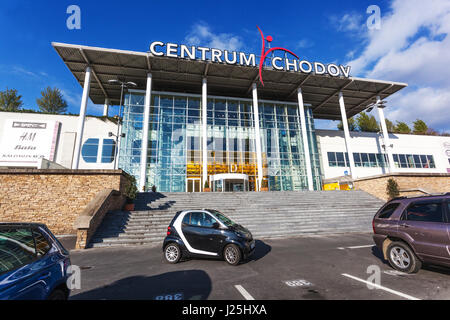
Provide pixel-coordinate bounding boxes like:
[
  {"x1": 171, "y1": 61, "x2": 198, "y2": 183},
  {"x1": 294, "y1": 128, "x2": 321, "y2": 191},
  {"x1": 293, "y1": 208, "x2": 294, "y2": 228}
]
[{"x1": 208, "y1": 210, "x2": 237, "y2": 227}]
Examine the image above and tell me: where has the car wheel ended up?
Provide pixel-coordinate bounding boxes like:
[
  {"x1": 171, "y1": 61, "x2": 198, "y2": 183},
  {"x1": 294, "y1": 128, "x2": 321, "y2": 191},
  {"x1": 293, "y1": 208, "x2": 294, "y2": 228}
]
[
  {"x1": 47, "y1": 289, "x2": 68, "y2": 300},
  {"x1": 387, "y1": 241, "x2": 422, "y2": 274},
  {"x1": 164, "y1": 243, "x2": 181, "y2": 264},
  {"x1": 224, "y1": 244, "x2": 241, "y2": 266}
]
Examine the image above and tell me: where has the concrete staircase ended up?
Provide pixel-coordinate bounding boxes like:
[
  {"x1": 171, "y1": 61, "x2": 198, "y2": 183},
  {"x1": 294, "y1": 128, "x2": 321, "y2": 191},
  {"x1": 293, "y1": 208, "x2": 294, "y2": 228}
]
[{"x1": 88, "y1": 191, "x2": 384, "y2": 248}]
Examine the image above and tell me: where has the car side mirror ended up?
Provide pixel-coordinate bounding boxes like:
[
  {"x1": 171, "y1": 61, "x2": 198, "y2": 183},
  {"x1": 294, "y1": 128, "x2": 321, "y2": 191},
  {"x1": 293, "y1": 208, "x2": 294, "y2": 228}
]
[{"x1": 212, "y1": 222, "x2": 220, "y2": 229}]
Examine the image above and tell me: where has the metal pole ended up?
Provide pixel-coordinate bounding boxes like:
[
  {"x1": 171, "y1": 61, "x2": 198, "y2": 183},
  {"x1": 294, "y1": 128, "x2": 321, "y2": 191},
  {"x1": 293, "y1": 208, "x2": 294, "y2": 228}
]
[
  {"x1": 72, "y1": 66, "x2": 92, "y2": 169},
  {"x1": 376, "y1": 96, "x2": 396, "y2": 173},
  {"x1": 297, "y1": 88, "x2": 314, "y2": 191},
  {"x1": 202, "y1": 78, "x2": 208, "y2": 191},
  {"x1": 252, "y1": 83, "x2": 264, "y2": 191},
  {"x1": 339, "y1": 92, "x2": 357, "y2": 179},
  {"x1": 114, "y1": 83, "x2": 125, "y2": 170},
  {"x1": 140, "y1": 73, "x2": 152, "y2": 191}
]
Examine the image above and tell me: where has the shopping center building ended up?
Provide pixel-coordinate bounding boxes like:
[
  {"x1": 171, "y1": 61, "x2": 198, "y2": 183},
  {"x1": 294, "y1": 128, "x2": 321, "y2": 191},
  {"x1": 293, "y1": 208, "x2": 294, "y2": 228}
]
[{"x1": 6, "y1": 39, "x2": 445, "y2": 193}]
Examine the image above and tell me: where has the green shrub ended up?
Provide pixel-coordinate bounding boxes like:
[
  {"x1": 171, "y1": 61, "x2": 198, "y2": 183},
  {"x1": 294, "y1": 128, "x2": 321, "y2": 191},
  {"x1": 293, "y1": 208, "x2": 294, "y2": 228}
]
[
  {"x1": 386, "y1": 178, "x2": 400, "y2": 200},
  {"x1": 124, "y1": 174, "x2": 138, "y2": 201}
]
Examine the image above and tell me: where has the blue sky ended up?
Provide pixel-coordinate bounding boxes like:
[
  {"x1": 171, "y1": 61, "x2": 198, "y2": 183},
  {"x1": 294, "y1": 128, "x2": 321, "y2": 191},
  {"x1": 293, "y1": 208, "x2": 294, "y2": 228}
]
[{"x1": 1, "y1": 0, "x2": 449, "y2": 131}]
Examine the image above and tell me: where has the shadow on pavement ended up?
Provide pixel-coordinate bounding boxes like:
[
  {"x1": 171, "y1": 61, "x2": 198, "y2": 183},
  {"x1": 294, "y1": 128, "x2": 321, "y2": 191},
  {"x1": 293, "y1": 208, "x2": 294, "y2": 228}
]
[
  {"x1": 248, "y1": 240, "x2": 271, "y2": 262},
  {"x1": 70, "y1": 270, "x2": 211, "y2": 300},
  {"x1": 371, "y1": 246, "x2": 389, "y2": 265}
]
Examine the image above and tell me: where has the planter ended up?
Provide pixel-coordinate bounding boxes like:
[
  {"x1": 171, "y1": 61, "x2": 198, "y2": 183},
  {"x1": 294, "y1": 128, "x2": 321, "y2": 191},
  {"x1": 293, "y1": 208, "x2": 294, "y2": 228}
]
[
  {"x1": 203, "y1": 188, "x2": 211, "y2": 192},
  {"x1": 124, "y1": 203, "x2": 135, "y2": 211},
  {"x1": 260, "y1": 187, "x2": 269, "y2": 192}
]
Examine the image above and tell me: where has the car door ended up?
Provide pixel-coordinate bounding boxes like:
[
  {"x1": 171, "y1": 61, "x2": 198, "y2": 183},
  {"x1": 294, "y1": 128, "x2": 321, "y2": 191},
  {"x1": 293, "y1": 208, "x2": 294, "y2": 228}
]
[
  {"x1": 181, "y1": 212, "x2": 208, "y2": 252},
  {"x1": 181, "y1": 212, "x2": 222, "y2": 254},
  {"x1": 0, "y1": 226, "x2": 42, "y2": 300},
  {"x1": 400, "y1": 200, "x2": 450, "y2": 265}
]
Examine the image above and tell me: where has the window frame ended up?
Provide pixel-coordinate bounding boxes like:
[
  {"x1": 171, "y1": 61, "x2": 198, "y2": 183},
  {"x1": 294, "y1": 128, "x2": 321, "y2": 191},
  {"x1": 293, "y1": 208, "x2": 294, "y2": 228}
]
[
  {"x1": 401, "y1": 200, "x2": 447, "y2": 223},
  {"x1": 0, "y1": 226, "x2": 38, "y2": 276}
]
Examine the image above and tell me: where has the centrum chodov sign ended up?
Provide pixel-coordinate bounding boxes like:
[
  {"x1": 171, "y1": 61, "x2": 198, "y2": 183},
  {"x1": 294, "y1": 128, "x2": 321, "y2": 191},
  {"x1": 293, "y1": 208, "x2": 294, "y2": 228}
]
[{"x1": 149, "y1": 26, "x2": 351, "y2": 86}]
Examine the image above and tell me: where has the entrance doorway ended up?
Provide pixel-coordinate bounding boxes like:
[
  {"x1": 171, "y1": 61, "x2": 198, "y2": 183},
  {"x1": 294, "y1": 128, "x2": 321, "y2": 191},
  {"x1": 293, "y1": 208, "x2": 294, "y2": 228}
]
[
  {"x1": 211, "y1": 174, "x2": 249, "y2": 192},
  {"x1": 187, "y1": 178, "x2": 201, "y2": 193}
]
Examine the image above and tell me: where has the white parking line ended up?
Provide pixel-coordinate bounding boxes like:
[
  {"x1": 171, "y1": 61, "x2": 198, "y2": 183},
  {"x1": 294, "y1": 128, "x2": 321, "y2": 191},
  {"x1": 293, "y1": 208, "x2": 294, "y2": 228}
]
[
  {"x1": 341, "y1": 273, "x2": 421, "y2": 300},
  {"x1": 337, "y1": 245, "x2": 374, "y2": 250},
  {"x1": 234, "y1": 285, "x2": 255, "y2": 300}
]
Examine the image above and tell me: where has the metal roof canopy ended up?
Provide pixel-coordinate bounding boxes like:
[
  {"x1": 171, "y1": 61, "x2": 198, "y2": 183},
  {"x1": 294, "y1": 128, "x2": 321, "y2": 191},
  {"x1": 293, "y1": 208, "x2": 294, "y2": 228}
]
[{"x1": 52, "y1": 42, "x2": 407, "y2": 120}]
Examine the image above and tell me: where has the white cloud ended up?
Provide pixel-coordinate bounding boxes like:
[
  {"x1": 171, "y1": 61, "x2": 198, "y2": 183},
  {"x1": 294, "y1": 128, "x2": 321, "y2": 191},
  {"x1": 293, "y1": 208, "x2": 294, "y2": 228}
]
[
  {"x1": 296, "y1": 39, "x2": 314, "y2": 49},
  {"x1": 185, "y1": 22, "x2": 243, "y2": 51},
  {"x1": 386, "y1": 87, "x2": 450, "y2": 131},
  {"x1": 330, "y1": 12, "x2": 365, "y2": 33},
  {"x1": 344, "y1": 0, "x2": 450, "y2": 131}
]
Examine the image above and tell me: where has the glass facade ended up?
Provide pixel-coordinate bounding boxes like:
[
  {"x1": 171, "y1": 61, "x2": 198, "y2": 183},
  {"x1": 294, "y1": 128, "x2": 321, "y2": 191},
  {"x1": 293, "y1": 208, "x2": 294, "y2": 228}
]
[{"x1": 119, "y1": 91, "x2": 322, "y2": 192}]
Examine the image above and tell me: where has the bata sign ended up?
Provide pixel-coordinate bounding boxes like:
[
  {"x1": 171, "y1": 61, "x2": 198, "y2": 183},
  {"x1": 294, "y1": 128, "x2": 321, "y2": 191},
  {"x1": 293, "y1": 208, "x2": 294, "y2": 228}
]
[
  {"x1": 0, "y1": 120, "x2": 60, "y2": 167},
  {"x1": 149, "y1": 26, "x2": 351, "y2": 86}
]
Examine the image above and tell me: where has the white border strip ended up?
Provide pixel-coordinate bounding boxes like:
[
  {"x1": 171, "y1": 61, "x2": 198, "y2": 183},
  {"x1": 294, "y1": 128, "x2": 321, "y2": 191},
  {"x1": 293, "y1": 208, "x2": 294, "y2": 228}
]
[
  {"x1": 337, "y1": 245, "x2": 375, "y2": 250},
  {"x1": 235, "y1": 285, "x2": 255, "y2": 300},
  {"x1": 341, "y1": 273, "x2": 421, "y2": 300}
]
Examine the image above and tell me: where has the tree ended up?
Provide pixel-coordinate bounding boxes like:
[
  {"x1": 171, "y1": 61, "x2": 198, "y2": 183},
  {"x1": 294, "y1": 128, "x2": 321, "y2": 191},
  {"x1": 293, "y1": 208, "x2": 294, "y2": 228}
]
[
  {"x1": 0, "y1": 88, "x2": 23, "y2": 111},
  {"x1": 385, "y1": 118, "x2": 395, "y2": 133},
  {"x1": 337, "y1": 117, "x2": 357, "y2": 131},
  {"x1": 36, "y1": 87, "x2": 68, "y2": 114},
  {"x1": 394, "y1": 121, "x2": 411, "y2": 134},
  {"x1": 356, "y1": 112, "x2": 380, "y2": 132},
  {"x1": 386, "y1": 178, "x2": 400, "y2": 200},
  {"x1": 413, "y1": 119, "x2": 428, "y2": 135}
]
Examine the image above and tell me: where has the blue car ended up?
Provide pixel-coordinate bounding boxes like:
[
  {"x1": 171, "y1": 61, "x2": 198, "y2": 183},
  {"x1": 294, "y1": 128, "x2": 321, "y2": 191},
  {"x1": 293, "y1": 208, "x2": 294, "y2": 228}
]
[{"x1": 0, "y1": 223, "x2": 71, "y2": 300}]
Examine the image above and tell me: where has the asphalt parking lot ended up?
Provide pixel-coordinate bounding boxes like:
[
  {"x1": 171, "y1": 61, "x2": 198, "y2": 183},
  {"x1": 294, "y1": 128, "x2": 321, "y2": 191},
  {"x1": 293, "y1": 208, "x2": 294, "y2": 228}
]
[{"x1": 68, "y1": 233, "x2": 450, "y2": 300}]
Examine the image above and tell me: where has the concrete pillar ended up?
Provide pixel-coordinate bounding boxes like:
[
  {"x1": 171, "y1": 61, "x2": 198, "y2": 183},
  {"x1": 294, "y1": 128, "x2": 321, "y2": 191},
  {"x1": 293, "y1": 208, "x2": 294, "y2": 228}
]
[
  {"x1": 202, "y1": 78, "x2": 208, "y2": 190},
  {"x1": 338, "y1": 91, "x2": 357, "y2": 179},
  {"x1": 139, "y1": 73, "x2": 152, "y2": 191},
  {"x1": 297, "y1": 88, "x2": 314, "y2": 191},
  {"x1": 252, "y1": 83, "x2": 264, "y2": 191},
  {"x1": 103, "y1": 98, "x2": 109, "y2": 117},
  {"x1": 72, "y1": 66, "x2": 92, "y2": 169},
  {"x1": 376, "y1": 96, "x2": 396, "y2": 173}
]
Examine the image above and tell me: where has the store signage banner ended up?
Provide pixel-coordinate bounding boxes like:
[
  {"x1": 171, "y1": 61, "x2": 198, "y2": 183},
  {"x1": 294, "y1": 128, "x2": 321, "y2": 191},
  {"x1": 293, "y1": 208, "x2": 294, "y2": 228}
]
[{"x1": 0, "y1": 119, "x2": 60, "y2": 167}]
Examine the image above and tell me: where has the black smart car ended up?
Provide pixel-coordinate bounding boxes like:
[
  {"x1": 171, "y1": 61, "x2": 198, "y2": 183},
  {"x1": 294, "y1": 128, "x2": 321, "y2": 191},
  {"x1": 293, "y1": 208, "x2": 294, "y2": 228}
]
[{"x1": 163, "y1": 209, "x2": 255, "y2": 265}]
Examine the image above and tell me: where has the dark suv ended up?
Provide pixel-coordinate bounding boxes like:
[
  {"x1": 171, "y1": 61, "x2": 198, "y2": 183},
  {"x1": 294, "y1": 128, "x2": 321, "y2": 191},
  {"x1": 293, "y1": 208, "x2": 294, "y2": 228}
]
[
  {"x1": 373, "y1": 194, "x2": 450, "y2": 273},
  {"x1": 163, "y1": 209, "x2": 255, "y2": 265}
]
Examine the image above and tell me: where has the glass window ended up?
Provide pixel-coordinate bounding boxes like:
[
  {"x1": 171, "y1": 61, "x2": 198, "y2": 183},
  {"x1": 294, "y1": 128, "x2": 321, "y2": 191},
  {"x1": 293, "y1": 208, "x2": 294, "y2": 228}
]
[
  {"x1": 353, "y1": 153, "x2": 362, "y2": 167},
  {"x1": 328, "y1": 152, "x2": 336, "y2": 167},
  {"x1": 33, "y1": 229, "x2": 51, "y2": 257},
  {"x1": 369, "y1": 153, "x2": 377, "y2": 167},
  {"x1": 82, "y1": 139, "x2": 99, "y2": 163},
  {"x1": 0, "y1": 227, "x2": 36, "y2": 274},
  {"x1": 188, "y1": 212, "x2": 217, "y2": 228},
  {"x1": 413, "y1": 155, "x2": 422, "y2": 168},
  {"x1": 378, "y1": 203, "x2": 400, "y2": 219},
  {"x1": 182, "y1": 213, "x2": 191, "y2": 225},
  {"x1": 101, "y1": 139, "x2": 116, "y2": 163},
  {"x1": 336, "y1": 152, "x2": 345, "y2": 167},
  {"x1": 361, "y1": 153, "x2": 369, "y2": 167},
  {"x1": 399, "y1": 154, "x2": 408, "y2": 168},
  {"x1": 427, "y1": 155, "x2": 436, "y2": 168},
  {"x1": 405, "y1": 201, "x2": 444, "y2": 223}
]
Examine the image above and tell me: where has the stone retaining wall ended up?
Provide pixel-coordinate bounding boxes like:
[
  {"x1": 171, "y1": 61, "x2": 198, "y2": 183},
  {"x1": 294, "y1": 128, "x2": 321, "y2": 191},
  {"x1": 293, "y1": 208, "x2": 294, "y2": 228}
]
[
  {"x1": 354, "y1": 173, "x2": 450, "y2": 201},
  {"x1": 0, "y1": 169, "x2": 131, "y2": 235}
]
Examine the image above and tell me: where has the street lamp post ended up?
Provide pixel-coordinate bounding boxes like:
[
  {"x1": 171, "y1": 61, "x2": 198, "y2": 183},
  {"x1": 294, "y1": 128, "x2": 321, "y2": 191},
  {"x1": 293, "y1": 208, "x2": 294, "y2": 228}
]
[
  {"x1": 108, "y1": 79, "x2": 137, "y2": 169},
  {"x1": 366, "y1": 99, "x2": 395, "y2": 173}
]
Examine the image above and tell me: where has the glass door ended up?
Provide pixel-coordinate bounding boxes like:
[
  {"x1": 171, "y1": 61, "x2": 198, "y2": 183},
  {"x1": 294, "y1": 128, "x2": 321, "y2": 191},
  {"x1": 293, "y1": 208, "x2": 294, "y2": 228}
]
[{"x1": 187, "y1": 179, "x2": 201, "y2": 193}]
